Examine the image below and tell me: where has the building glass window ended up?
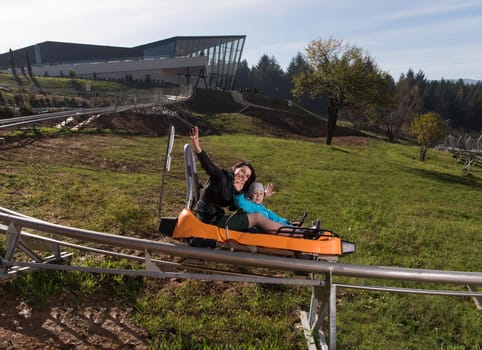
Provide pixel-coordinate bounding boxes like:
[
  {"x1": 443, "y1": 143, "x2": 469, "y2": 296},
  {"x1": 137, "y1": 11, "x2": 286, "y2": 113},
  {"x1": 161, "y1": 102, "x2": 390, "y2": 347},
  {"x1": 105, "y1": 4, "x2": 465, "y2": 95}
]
[{"x1": 163, "y1": 36, "x2": 246, "y2": 90}]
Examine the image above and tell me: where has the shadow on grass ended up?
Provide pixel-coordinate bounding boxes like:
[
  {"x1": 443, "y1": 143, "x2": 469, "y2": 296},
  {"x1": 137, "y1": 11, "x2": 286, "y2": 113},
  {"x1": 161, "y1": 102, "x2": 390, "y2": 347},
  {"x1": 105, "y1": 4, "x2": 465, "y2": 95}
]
[
  {"x1": 330, "y1": 146, "x2": 351, "y2": 153},
  {"x1": 408, "y1": 168, "x2": 482, "y2": 189}
]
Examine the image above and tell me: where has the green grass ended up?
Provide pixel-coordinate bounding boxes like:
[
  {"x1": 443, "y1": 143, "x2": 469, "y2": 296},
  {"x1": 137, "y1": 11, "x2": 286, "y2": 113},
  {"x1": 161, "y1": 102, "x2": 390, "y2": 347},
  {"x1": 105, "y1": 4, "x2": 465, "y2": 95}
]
[
  {"x1": 5, "y1": 258, "x2": 144, "y2": 308},
  {"x1": 0, "y1": 72, "x2": 166, "y2": 115},
  {"x1": 0, "y1": 128, "x2": 481, "y2": 349},
  {"x1": 0, "y1": 71, "x2": 128, "y2": 92},
  {"x1": 137, "y1": 281, "x2": 308, "y2": 349}
]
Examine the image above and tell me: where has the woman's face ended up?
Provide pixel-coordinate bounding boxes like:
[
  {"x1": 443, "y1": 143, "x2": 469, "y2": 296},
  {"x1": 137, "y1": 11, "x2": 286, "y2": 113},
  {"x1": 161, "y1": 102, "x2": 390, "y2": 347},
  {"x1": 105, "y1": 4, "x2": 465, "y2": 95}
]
[{"x1": 233, "y1": 165, "x2": 252, "y2": 191}]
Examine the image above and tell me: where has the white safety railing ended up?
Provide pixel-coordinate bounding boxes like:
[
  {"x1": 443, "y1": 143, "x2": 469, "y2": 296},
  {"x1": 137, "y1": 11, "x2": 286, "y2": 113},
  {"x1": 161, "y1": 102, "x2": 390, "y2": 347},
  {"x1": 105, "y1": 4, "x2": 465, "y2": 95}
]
[{"x1": 0, "y1": 85, "x2": 193, "y2": 130}]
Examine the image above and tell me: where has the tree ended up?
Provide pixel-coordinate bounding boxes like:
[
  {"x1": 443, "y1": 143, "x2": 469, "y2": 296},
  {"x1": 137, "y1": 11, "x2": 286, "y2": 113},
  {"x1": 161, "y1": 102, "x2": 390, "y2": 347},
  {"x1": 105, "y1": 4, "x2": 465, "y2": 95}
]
[
  {"x1": 420, "y1": 78, "x2": 482, "y2": 133},
  {"x1": 25, "y1": 49, "x2": 33, "y2": 77},
  {"x1": 9, "y1": 49, "x2": 16, "y2": 76},
  {"x1": 292, "y1": 37, "x2": 392, "y2": 145},
  {"x1": 233, "y1": 59, "x2": 254, "y2": 91},
  {"x1": 382, "y1": 70, "x2": 424, "y2": 141},
  {"x1": 350, "y1": 72, "x2": 396, "y2": 134},
  {"x1": 410, "y1": 112, "x2": 445, "y2": 162},
  {"x1": 252, "y1": 55, "x2": 287, "y2": 97},
  {"x1": 285, "y1": 52, "x2": 326, "y2": 112},
  {"x1": 286, "y1": 52, "x2": 310, "y2": 79}
]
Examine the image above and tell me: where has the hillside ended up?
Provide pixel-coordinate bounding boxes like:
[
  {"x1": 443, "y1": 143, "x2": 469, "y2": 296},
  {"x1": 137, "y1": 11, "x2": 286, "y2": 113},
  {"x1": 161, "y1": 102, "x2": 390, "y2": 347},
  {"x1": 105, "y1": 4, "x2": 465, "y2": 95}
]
[
  {"x1": 1, "y1": 87, "x2": 480, "y2": 349},
  {"x1": 92, "y1": 88, "x2": 362, "y2": 139},
  {"x1": 0, "y1": 80, "x2": 361, "y2": 143}
]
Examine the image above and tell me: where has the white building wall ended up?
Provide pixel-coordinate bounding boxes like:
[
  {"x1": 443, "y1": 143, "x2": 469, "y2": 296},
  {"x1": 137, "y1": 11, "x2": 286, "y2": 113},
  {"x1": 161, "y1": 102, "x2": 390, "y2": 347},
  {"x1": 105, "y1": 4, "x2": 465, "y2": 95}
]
[{"x1": 9, "y1": 56, "x2": 208, "y2": 86}]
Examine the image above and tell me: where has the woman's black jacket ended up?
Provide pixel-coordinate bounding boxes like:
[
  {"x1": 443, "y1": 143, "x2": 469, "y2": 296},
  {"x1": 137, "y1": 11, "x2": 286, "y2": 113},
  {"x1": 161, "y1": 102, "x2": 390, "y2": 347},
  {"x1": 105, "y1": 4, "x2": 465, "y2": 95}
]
[{"x1": 193, "y1": 150, "x2": 238, "y2": 223}]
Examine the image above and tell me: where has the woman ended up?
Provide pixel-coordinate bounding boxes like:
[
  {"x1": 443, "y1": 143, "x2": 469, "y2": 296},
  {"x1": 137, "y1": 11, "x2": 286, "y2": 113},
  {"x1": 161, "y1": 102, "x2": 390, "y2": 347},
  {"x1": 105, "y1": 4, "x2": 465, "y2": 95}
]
[{"x1": 190, "y1": 126, "x2": 285, "y2": 233}]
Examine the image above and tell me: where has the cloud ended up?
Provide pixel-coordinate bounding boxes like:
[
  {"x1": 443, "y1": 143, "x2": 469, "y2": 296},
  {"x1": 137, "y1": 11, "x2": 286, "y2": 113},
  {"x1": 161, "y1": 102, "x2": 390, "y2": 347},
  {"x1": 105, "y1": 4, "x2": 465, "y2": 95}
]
[
  {"x1": 384, "y1": 0, "x2": 482, "y2": 21},
  {"x1": 2, "y1": 0, "x2": 480, "y2": 79}
]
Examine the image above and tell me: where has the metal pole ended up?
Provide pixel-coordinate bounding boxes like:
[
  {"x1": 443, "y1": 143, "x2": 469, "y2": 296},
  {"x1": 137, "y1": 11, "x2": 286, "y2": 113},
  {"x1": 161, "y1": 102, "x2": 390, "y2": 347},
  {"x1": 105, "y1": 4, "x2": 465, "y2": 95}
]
[
  {"x1": 158, "y1": 125, "x2": 175, "y2": 218},
  {"x1": 328, "y1": 274, "x2": 337, "y2": 350},
  {"x1": 1, "y1": 211, "x2": 482, "y2": 285}
]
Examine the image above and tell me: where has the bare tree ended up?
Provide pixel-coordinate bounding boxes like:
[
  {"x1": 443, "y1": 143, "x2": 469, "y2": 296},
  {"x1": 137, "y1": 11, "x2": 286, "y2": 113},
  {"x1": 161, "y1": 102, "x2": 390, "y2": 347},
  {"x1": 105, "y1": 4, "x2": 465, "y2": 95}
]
[{"x1": 385, "y1": 71, "x2": 424, "y2": 141}]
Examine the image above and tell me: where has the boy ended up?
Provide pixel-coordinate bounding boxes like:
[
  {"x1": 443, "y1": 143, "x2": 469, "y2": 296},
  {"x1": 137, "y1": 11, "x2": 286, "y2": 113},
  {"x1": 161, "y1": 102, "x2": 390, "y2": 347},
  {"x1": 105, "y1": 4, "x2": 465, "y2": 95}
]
[{"x1": 234, "y1": 182, "x2": 292, "y2": 225}]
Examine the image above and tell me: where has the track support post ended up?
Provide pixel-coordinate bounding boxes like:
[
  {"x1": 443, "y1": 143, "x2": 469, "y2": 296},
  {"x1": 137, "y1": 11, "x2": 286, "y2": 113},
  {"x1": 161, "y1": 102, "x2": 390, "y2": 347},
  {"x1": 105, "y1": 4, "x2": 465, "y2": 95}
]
[
  {"x1": 1, "y1": 221, "x2": 72, "y2": 279},
  {"x1": 5, "y1": 222, "x2": 21, "y2": 261},
  {"x1": 300, "y1": 271, "x2": 337, "y2": 350},
  {"x1": 1, "y1": 222, "x2": 21, "y2": 276}
]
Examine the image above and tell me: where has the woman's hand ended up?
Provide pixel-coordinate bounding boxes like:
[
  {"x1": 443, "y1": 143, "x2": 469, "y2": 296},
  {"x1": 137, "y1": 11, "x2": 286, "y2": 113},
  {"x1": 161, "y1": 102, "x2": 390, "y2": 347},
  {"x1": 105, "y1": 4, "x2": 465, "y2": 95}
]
[
  {"x1": 233, "y1": 179, "x2": 244, "y2": 192},
  {"x1": 190, "y1": 126, "x2": 202, "y2": 153}
]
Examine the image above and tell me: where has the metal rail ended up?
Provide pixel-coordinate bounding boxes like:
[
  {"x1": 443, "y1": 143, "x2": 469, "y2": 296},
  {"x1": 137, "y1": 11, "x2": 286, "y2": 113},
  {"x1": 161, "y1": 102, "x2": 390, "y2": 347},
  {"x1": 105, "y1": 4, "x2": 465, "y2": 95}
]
[
  {"x1": 0, "y1": 85, "x2": 193, "y2": 130},
  {"x1": 1, "y1": 208, "x2": 481, "y2": 350},
  {"x1": 2, "y1": 211, "x2": 481, "y2": 284}
]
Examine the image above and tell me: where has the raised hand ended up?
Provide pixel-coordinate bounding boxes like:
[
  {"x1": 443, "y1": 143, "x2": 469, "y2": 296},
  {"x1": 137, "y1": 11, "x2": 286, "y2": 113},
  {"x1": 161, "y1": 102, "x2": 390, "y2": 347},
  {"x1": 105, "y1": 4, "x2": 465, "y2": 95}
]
[
  {"x1": 264, "y1": 182, "x2": 276, "y2": 197},
  {"x1": 190, "y1": 126, "x2": 202, "y2": 153}
]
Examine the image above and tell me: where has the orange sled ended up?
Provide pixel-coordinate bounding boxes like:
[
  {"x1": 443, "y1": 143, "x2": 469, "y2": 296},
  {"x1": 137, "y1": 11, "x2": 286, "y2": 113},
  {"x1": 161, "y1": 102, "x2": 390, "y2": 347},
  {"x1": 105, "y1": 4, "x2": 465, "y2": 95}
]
[{"x1": 159, "y1": 208, "x2": 355, "y2": 257}]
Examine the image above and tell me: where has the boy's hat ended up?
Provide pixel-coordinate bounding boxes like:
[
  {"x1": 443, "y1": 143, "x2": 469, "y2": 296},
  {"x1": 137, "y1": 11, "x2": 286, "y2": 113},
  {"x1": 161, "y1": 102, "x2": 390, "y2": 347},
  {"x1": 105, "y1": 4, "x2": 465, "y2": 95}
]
[{"x1": 248, "y1": 182, "x2": 264, "y2": 196}]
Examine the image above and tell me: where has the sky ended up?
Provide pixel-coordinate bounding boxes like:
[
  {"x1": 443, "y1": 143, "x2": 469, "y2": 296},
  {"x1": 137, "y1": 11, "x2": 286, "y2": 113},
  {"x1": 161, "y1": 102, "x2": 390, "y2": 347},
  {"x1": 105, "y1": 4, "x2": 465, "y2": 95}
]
[{"x1": 2, "y1": 0, "x2": 482, "y2": 81}]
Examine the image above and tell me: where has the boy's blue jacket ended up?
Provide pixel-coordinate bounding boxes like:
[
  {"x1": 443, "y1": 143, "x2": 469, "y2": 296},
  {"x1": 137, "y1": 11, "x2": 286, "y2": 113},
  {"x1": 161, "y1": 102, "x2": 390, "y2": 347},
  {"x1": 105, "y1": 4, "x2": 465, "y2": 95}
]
[{"x1": 234, "y1": 193, "x2": 289, "y2": 224}]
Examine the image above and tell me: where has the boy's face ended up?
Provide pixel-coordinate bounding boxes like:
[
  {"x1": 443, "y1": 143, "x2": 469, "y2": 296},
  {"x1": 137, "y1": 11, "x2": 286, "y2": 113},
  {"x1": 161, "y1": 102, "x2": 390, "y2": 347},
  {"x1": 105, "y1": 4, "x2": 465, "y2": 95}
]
[{"x1": 251, "y1": 190, "x2": 264, "y2": 204}]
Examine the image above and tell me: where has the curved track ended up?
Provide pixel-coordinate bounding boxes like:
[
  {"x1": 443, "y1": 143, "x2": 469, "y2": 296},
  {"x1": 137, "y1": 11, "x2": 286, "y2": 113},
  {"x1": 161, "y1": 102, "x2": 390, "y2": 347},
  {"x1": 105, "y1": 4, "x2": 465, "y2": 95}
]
[
  {"x1": 0, "y1": 85, "x2": 193, "y2": 130},
  {"x1": 1, "y1": 206, "x2": 481, "y2": 349},
  {"x1": 1, "y1": 95, "x2": 481, "y2": 349}
]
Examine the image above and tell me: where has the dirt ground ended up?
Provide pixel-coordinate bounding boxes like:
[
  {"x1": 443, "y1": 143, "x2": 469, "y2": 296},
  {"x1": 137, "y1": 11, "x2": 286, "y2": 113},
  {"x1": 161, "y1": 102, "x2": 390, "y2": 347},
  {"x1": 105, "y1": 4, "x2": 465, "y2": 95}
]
[
  {"x1": 0, "y1": 110, "x2": 371, "y2": 349},
  {"x1": 0, "y1": 297, "x2": 150, "y2": 350}
]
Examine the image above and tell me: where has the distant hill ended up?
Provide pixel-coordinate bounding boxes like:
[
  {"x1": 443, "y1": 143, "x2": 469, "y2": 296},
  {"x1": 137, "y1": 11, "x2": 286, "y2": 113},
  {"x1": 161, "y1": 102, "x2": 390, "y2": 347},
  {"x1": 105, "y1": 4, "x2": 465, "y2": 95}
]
[
  {"x1": 445, "y1": 78, "x2": 481, "y2": 85},
  {"x1": 461, "y1": 79, "x2": 481, "y2": 85}
]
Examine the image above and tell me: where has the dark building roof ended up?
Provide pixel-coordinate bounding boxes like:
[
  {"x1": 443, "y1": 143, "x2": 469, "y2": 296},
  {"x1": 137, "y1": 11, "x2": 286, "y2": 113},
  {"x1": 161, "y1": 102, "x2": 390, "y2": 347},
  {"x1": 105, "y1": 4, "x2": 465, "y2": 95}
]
[
  {"x1": 0, "y1": 41, "x2": 142, "y2": 68},
  {"x1": 136, "y1": 35, "x2": 246, "y2": 57},
  {"x1": 37, "y1": 41, "x2": 143, "y2": 64}
]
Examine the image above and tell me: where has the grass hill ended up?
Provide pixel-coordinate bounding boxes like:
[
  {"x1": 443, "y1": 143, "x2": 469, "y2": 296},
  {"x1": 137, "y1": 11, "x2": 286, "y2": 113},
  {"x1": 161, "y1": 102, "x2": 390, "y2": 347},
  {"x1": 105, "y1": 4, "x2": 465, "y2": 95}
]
[{"x1": 0, "y1": 80, "x2": 481, "y2": 349}]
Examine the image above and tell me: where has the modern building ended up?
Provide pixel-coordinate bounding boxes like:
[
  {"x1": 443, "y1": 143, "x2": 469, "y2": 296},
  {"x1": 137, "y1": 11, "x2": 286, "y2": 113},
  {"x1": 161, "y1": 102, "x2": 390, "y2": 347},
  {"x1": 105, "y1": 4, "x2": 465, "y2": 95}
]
[{"x1": 0, "y1": 35, "x2": 246, "y2": 90}]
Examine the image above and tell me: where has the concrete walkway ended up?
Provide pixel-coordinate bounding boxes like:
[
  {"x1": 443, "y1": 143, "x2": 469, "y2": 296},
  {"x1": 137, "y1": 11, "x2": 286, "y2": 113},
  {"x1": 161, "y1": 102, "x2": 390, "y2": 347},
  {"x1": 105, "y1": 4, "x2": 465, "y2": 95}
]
[
  {"x1": 230, "y1": 90, "x2": 280, "y2": 113},
  {"x1": 230, "y1": 90, "x2": 323, "y2": 119}
]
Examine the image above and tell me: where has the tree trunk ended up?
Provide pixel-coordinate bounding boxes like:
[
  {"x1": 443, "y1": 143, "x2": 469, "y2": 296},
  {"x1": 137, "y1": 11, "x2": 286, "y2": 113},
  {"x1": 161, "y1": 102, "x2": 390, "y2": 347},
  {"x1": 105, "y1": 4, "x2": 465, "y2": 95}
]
[
  {"x1": 386, "y1": 125, "x2": 394, "y2": 141},
  {"x1": 419, "y1": 145, "x2": 427, "y2": 162},
  {"x1": 326, "y1": 99, "x2": 339, "y2": 145}
]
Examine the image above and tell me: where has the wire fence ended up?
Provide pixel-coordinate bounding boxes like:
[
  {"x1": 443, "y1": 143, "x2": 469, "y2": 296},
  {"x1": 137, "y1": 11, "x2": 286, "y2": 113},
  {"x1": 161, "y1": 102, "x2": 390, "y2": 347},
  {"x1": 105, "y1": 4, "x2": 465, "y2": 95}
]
[{"x1": 436, "y1": 134, "x2": 482, "y2": 174}]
